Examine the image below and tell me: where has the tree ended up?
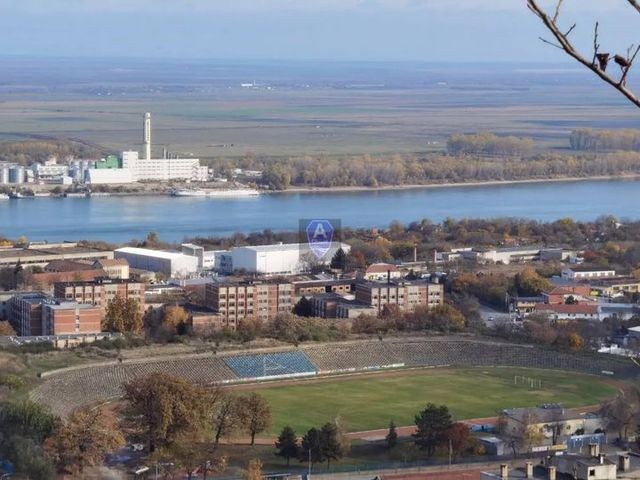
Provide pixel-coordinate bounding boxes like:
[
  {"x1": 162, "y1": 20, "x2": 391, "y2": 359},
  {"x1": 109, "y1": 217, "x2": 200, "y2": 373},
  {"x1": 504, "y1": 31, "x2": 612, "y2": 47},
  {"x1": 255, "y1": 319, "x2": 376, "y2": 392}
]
[
  {"x1": 527, "y1": 0, "x2": 640, "y2": 109},
  {"x1": 301, "y1": 427, "x2": 324, "y2": 466},
  {"x1": 0, "y1": 321, "x2": 16, "y2": 336},
  {"x1": 319, "y1": 422, "x2": 344, "y2": 468},
  {"x1": 123, "y1": 373, "x2": 208, "y2": 452},
  {"x1": 244, "y1": 459, "x2": 263, "y2": 480},
  {"x1": 385, "y1": 420, "x2": 398, "y2": 449},
  {"x1": 212, "y1": 394, "x2": 241, "y2": 447},
  {"x1": 0, "y1": 401, "x2": 56, "y2": 479},
  {"x1": 424, "y1": 304, "x2": 466, "y2": 332},
  {"x1": 293, "y1": 296, "x2": 314, "y2": 317},
  {"x1": 238, "y1": 393, "x2": 272, "y2": 446},
  {"x1": 413, "y1": 403, "x2": 453, "y2": 457},
  {"x1": 161, "y1": 305, "x2": 189, "y2": 334},
  {"x1": 447, "y1": 422, "x2": 472, "y2": 460},
  {"x1": 275, "y1": 426, "x2": 299, "y2": 467},
  {"x1": 45, "y1": 408, "x2": 125, "y2": 475},
  {"x1": 600, "y1": 388, "x2": 640, "y2": 440},
  {"x1": 330, "y1": 248, "x2": 347, "y2": 270},
  {"x1": 103, "y1": 296, "x2": 143, "y2": 333},
  {"x1": 515, "y1": 268, "x2": 552, "y2": 296},
  {"x1": 568, "y1": 332, "x2": 585, "y2": 351}
]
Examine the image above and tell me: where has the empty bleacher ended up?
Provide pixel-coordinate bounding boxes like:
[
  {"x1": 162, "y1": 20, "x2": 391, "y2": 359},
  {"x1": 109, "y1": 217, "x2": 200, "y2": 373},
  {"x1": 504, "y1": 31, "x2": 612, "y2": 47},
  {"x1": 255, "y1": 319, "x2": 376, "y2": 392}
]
[{"x1": 223, "y1": 351, "x2": 317, "y2": 379}]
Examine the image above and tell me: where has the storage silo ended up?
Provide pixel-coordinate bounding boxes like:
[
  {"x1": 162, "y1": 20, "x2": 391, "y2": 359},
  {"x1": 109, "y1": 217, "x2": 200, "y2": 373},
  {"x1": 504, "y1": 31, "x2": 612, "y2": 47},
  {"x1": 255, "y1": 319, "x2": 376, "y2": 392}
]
[
  {"x1": 0, "y1": 166, "x2": 9, "y2": 185},
  {"x1": 9, "y1": 166, "x2": 25, "y2": 184}
]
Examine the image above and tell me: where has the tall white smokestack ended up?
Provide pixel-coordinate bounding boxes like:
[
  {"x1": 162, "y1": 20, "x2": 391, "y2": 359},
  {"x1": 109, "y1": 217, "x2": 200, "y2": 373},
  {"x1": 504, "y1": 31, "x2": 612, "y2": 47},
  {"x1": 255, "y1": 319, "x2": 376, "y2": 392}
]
[{"x1": 143, "y1": 112, "x2": 152, "y2": 161}]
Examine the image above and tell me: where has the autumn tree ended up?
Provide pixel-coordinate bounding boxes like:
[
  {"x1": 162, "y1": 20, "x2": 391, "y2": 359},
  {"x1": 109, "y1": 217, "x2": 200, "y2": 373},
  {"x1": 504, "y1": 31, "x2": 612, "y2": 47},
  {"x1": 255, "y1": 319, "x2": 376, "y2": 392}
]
[
  {"x1": 0, "y1": 321, "x2": 16, "y2": 336},
  {"x1": 244, "y1": 459, "x2": 263, "y2": 480},
  {"x1": 212, "y1": 394, "x2": 242, "y2": 447},
  {"x1": 123, "y1": 373, "x2": 208, "y2": 452},
  {"x1": 515, "y1": 268, "x2": 552, "y2": 296},
  {"x1": 413, "y1": 403, "x2": 453, "y2": 457},
  {"x1": 45, "y1": 407, "x2": 125, "y2": 475},
  {"x1": 600, "y1": 388, "x2": 640, "y2": 440},
  {"x1": 103, "y1": 296, "x2": 143, "y2": 333},
  {"x1": 238, "y1": 393, "x2": 272, "y2": 445},
  {"x1": 386, "y1": 420, "x2": 398, "y2": 449},
  {"x1": 275, "y1": 426, "x2": 300, "y2": 467},
  {"x1": 447, "y1": 422, "x2": 473, "y2": 460},
  {"x1": 161, "y1": 305, "x2": 189, "y2": 334}
]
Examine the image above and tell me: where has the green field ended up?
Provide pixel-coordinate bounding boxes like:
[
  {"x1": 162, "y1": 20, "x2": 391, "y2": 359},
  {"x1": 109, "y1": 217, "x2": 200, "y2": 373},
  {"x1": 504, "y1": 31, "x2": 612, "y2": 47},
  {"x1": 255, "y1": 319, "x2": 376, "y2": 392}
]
[{"x1": 241, "y1": 367, "x2": 619, "y2": 435}]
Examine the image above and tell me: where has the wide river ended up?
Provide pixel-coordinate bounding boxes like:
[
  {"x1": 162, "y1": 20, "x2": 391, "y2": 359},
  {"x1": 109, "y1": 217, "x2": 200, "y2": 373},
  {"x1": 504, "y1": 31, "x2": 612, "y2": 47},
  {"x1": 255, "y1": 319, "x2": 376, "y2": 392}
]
[{"x1": 1, "y1": 179, "x2": 639, "y2": 243}]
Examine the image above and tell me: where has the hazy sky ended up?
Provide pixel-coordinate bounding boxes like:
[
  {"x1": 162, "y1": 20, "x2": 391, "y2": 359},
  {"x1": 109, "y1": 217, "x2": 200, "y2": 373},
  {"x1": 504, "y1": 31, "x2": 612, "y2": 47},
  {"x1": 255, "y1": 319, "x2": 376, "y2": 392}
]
[{"x1": 0, "y1": 0, "x2": 636, "y2": 62}]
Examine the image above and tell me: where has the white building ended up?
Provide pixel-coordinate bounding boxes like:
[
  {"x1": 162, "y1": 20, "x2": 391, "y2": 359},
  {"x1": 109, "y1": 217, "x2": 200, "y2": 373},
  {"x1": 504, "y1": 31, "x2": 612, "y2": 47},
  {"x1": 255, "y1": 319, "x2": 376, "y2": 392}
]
[
  {"x1": 32, "y1": 162, "x2": 69, "y2": 180},
  {"x1": 122, "y1": 150, "x2": 208, "y2": 182},
  {"x1": 231, "y1": 242, "x2": 351, "y2": 275},
  {"x1": 561, "y1": 267, "x2": 616, "y2": 281},
  {"x1": 86, "y1": 168, "x2": 134, "y2": 184},
  {"x1": 114, "y1": 247, "x2": 199, "y2": 277}
]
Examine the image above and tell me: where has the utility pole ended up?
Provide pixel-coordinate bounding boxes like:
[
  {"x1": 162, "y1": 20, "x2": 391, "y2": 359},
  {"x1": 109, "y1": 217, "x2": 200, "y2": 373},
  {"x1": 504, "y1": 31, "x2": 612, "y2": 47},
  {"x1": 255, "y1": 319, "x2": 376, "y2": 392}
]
[
  {"x1": 308, "y1": 448, "x2": 312, "y2": 479},
  {"x1": 448, "y1": 438, "x2": 452, "y2": 468}
]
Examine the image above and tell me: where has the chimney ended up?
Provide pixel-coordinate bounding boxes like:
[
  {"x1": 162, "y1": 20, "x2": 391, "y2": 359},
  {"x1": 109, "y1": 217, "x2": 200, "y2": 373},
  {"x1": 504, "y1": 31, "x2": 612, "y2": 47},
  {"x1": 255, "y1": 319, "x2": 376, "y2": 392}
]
[
  {"x1": 547, "y1": 465, "x2": 556, "y2": 480},
  {"x1": 413, "y1": 246, "x2": 417, "y2": 263},
  {"x1": 598, "y1": 453, "x2": 606, "y2": 465},
  {"x1": 619, "y1": 454, "x2": 631, "y2": 472},
  {"x1": 526, "y1": 462, "x2": 534, "y2": 478},
  {"x1": 143, "y1": 112, "x2": 152, "y2": 161},
  {"x1": 500, "y1": 464, "x2": 509, "y2": 479},
  {"x1": 387, "y1": 270, "x2": 390, "y2": 284},
  {"x1": 588, "y1": 443, "x2": 599, "y2": 457}
]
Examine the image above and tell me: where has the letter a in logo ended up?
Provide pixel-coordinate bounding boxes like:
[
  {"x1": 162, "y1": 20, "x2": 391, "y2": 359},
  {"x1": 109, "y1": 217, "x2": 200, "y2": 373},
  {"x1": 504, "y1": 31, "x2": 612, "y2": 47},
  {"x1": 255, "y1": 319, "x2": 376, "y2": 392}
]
[{"x1": 306, "y1": 219, "x2": 334, "y2": 259}]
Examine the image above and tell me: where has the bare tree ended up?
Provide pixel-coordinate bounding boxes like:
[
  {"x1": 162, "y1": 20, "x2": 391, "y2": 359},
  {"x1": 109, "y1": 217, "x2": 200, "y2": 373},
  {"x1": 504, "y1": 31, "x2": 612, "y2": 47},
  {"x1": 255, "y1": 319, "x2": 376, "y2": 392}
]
[{"x1": 527, "y1": 0, "x2": 640, "y2": 108}]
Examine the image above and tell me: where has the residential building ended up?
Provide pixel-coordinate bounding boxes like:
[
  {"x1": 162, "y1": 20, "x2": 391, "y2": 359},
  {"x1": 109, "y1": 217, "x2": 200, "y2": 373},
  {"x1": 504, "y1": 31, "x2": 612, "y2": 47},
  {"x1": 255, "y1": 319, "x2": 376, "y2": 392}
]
[
  {"x1": 53, "y1": 278, "x2": 145, "y2": 310},
  {"x1": 7, "y1": 292, "x2": 103, "y2": 336},
  {"x1": 561, "y1": 267, "x2": 616, "y2": 281},
  {"x1": 551, "y1": 452, "x2": 617, "y2": 480},
  {"x1": 205, "y1": 280, "x2": 294, "y2": 328},
  {"x1": 543, "y1": 285, "x2": 593, "y2": 304},
  {"x1": 7, "y1": 292, "x2": 50, "y2": 336},
  {"x1": 42, "y1": 302, "x2": 102, "y2": 335},
  {"x1": 114, "y1": 247, "x2": 199, "y2": 277},
  {"x1": 590, "y1": 277, "x2": 640, "y2": 297},
  {"x1": 292, "y1": 277, "x2": 355, "y2": 300},
  {"x1": 534, "y1": 303, "x2": 599, "y2": 321},
  {"x1": 354, "y1": 280, "x2": 444, "y2": 314}
]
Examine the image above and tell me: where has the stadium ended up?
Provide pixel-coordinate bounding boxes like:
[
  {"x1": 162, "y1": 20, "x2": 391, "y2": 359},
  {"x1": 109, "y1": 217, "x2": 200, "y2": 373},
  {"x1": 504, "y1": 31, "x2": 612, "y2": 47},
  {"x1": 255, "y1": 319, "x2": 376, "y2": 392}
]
[{"x1": 30, "y1": 337, "x2": 637, "y2": 428}]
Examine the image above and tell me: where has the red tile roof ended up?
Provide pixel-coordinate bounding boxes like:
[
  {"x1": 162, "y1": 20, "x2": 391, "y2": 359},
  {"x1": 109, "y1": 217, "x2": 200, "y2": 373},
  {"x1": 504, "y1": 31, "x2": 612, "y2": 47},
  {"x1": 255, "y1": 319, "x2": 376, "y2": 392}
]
[{"x1": 366, "y1": 263, "x2": 399, "y2": 274}]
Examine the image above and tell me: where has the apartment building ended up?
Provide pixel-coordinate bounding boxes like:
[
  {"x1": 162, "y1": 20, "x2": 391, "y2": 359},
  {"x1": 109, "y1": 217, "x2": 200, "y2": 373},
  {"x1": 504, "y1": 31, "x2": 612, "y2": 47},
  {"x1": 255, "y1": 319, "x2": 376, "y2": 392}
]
[
  {"x1": 354, "y1": 280, "x2": 444, "y2": 314},
  {"x1": 53, "y1": 278, "x2": 145, "y2": 310},
  {"x1": 205, "y1": 280, "x2": 294, "y2": 329},
  {"x1": 7, "y1": 292, "x2": 102, "y2": 336}
]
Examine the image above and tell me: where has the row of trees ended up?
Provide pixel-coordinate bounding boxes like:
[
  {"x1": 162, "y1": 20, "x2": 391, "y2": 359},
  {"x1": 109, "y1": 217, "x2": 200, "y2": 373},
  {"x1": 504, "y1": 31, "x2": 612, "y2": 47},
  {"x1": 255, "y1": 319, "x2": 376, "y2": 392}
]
[
  {"x1": 447, "y1": 133, "x2": 534, "y2": 157},
  {"x1": 570, "y1": 129, "x2": 640, "y2": 152},
  {"x1": 0, "y1": 139, "x2": 103, "y2": 166},
  {"x1": 275, "y1": 421, "x2": 350, "y2": 468},
  {"x1": 254, "y1": 150, "x2": 640, "y2": 190}
]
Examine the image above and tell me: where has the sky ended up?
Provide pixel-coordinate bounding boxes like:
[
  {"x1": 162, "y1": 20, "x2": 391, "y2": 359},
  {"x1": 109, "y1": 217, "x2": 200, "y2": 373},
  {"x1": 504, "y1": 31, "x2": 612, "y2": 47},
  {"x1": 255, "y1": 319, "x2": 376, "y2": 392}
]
[{"x1": 0, "y1": 0, "x2": 637, "y2": 62}]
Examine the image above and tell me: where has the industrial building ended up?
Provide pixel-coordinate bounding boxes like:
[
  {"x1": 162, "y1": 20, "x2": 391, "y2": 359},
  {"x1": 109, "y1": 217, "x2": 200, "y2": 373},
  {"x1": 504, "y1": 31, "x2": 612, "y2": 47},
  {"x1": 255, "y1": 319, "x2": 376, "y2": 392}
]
[
  {"x1": 0, "y1": 243, "x2": 114, "y2": 268},
  {"x1": 85, "y1": 113, "x2": 208, "y2": 184},
  {"x1": 114, "y1": 247, "x2": 199, "y2": 277},
  {"x1": 231, "y1": 242, "x2": 351, "y2": 275}
]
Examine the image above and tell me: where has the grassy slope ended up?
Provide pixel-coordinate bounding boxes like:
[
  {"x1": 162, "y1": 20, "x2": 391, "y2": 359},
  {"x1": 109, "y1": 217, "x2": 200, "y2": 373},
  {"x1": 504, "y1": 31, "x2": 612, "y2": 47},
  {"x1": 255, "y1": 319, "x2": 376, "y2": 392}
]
[{"x1": 245, "y1": 367, "x2": 618, "y2": 434}]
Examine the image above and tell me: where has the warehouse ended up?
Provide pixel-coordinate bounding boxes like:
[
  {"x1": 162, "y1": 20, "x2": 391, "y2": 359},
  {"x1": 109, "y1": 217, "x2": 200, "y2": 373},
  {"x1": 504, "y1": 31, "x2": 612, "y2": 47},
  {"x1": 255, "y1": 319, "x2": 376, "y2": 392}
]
[
  {"x1": 114, "y1": 247, "x2": 198, "y2": 277},
  {"x1": 231, "y1": 242, "x2": 351, "y2": 275}
]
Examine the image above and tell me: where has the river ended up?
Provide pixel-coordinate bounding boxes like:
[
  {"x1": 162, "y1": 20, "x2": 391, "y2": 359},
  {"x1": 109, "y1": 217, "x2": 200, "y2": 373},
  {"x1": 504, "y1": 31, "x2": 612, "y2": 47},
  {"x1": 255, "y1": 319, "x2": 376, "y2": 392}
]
[{"x1": 1, "y1": 178, "x2": 638, "y2": 243}]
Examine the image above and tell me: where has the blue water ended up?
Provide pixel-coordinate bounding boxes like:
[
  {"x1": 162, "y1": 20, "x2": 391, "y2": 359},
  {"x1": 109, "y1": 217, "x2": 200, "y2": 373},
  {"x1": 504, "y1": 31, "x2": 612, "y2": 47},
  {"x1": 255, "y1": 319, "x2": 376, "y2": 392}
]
[{"x1": 1, "y1": 179, "x2": 638, "y2": 243}]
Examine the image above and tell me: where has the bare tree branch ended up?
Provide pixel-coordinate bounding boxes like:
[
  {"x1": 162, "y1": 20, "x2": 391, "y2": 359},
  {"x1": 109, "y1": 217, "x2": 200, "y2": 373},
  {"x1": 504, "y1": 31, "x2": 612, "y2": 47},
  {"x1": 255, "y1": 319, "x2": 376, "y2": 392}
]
[
  {"x1": 627, "y1": 0, "x2": 640, "y2": 14},
  {"x1": 527, "y1": 0, "x2": 640, "y2": 109}
]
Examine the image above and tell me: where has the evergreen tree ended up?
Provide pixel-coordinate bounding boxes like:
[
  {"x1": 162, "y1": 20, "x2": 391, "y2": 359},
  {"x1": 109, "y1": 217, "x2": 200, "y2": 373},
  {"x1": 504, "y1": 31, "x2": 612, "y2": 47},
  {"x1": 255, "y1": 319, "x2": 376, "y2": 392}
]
[
  {"x1": 293, "y1": 296, "x2": 314, "y2": 317},
  {"x1": 386, "y1": 420, "x2": 398, "y2": 449},
  {"x1": 301, "y1": 428, "x2": 324, "y2": 466},
  {"x1": 319, "y1": 422, "x2": 344, "y2": 468},
  {"x1": 275, "y1": 426, "x2": 299, "y2": 466},
  {"x1": 413, "y1": 403, "x2": 453, "y2": 457},
  {"x1": 330, "y1": 248, "x2": 347, "y2": 270}
]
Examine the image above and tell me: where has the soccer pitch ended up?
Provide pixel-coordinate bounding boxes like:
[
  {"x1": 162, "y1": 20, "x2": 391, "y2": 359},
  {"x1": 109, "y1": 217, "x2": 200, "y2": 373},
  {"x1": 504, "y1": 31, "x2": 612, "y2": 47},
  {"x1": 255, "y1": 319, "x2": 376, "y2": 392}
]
[{"x1": 244, "y1": 367, "x2": 619, "y2": 435}]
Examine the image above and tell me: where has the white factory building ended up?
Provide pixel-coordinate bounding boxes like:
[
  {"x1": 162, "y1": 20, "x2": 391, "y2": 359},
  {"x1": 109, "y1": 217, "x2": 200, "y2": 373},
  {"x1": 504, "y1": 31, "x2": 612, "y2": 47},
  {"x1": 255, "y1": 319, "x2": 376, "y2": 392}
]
[
  {"x1": 86, "y1": 113, "x2": 209, "y2": 185},
  {"x1": 114, "y1": 247, "x2": 199, "y2": 277},
  {"x1": 231, "y1": 242, "x2": 351, "y2": 275}
]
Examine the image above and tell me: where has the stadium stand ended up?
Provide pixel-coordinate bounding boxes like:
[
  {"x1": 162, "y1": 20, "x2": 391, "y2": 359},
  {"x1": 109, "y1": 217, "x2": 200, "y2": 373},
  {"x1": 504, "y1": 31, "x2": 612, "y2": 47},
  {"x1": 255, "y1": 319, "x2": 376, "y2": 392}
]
[
  {"x1": 223, "y1": 351, "x2": 316, "y2": 379},
  {"x1": 31, "y1": 338, "x2": 639, "y2": 417}
]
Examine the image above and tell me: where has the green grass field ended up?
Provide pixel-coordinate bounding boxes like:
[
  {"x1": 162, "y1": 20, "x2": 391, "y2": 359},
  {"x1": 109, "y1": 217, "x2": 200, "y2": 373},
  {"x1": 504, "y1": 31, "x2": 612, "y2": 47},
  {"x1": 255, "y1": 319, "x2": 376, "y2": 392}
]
[{"x1": 241, "y1": 367, "x2": 619, "y2": 435}]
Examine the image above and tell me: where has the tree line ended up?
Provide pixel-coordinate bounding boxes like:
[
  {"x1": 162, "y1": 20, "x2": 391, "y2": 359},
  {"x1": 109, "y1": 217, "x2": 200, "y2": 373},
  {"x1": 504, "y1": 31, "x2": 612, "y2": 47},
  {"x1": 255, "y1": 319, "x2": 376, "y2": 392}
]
[
  {"x1": 0, "y1": 139, "x2": 104, "y2": 166},
  {"x1": 446, "y1": 133, "x2": 534, "y2": 156},
  {"x1": 570, "y1": 129, "x2": 640, "y2": 152}
]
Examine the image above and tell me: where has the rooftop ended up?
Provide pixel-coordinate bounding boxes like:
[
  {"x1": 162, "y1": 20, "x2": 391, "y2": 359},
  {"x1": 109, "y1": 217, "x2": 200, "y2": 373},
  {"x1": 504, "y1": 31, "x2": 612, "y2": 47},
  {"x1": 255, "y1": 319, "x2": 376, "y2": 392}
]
[
  {"x1": 115, "y1": 247, "x2": 188, "y2": 260},
  {"x1": 366, "y1": 263, "x2": 400, "y2": 273},
  {"x1": 565, "y1": 266, "x2": 616, "y2": 273},
  {"x1": 95, "y1": 258, "x2": 129, "y2": 267}
]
